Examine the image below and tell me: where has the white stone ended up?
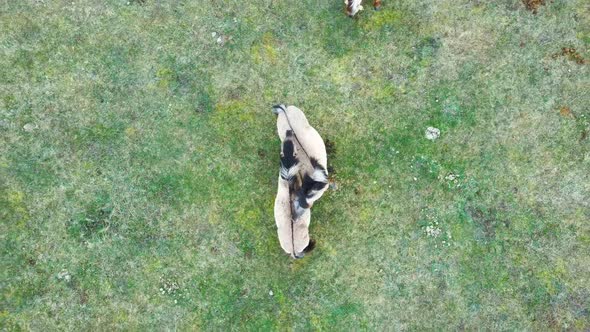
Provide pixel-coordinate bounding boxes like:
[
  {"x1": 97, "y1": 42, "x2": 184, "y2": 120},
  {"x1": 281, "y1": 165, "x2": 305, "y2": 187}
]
[
  {"x1": 425, "y1": 127, "x2": 440, "y2": 140},
  {"x1": 23, "y1": 123, "x2": 36, "y2": 132}
]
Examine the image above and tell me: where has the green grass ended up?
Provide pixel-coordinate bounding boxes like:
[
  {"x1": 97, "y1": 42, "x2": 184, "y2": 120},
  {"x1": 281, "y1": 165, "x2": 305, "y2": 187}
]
[{"x1": 1, "y1": 0, "x2": 589, "y2": 330}]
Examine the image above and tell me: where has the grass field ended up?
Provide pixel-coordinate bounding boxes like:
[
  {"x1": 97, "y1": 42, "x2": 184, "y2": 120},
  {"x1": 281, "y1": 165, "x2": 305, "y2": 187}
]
[{"x1": 1, "y1": 0, "x2": 589, "y2": 330}]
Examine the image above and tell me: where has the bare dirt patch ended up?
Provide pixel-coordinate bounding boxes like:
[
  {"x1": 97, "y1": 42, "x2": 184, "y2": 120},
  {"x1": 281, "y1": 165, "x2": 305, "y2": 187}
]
[
  {"x1": 559, "y1": 106, "x2": 574, "y2": 118},
  {"x1": 552, "y1": 47, "x2": 586, "y2": 65},
  {"x1": 465, "y1": 206, "x2": 509, "y2": 241},
  {"x1": 523, "y1": 0, "x2": 545, "y2": 14}
]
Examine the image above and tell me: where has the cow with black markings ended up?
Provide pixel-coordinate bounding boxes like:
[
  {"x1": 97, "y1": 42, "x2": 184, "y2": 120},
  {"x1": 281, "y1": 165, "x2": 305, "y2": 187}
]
[{"x1": 272, "y1": 104, "x2": 328, "y2": 258}]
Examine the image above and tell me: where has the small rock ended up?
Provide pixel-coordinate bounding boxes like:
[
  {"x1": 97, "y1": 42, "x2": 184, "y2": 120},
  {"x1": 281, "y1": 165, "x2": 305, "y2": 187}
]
[
  {"x1": 425, "y1": 127, "x2": 440, "y2": 140},
  {"x1": 211, "y1": 32, "x2": 217, "y2": 37},
  {"x1": 23, "y1": 123, "x2": 36, "y2": 132},
  {"x1": 215, "y1": 34, "x2": 231, "y2": 46},
  {"x1": 269, "y1": 290, "x2": 273, "y2": 296}
]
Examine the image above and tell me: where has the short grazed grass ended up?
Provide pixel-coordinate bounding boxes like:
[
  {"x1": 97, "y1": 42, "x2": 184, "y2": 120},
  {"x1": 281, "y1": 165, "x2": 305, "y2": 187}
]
[{"x1": 1, "y1": 0, "x2": 589, "y2": 330}]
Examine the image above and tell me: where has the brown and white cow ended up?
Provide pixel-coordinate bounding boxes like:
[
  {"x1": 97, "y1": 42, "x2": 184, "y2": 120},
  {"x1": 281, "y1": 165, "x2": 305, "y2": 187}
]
[{"x1": 345, "y1": 0, "x2": 382, "y2": 17}]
